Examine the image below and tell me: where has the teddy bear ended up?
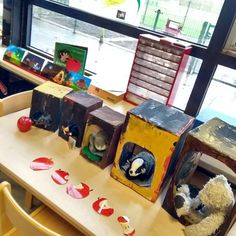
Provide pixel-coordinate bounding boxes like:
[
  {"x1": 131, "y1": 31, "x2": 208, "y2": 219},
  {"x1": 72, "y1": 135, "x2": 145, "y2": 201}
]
[{"x1": 174, "y1": 175, "x2": 235, "y2": 236}]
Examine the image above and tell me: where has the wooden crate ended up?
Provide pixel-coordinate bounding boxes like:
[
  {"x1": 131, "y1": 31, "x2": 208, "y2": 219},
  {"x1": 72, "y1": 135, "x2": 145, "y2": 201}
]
[{"x1": 111, "y1": 99, "x2": 194, "y2": 202}]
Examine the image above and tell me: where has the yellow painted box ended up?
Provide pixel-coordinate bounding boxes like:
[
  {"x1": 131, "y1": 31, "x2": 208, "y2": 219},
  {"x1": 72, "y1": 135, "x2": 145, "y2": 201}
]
[
  {"x1": 111, "y1": 99, "x2": 194, "y2": 202},
  {"x1": 30, "y1": 81, "x2": 72, "y2": 132}
]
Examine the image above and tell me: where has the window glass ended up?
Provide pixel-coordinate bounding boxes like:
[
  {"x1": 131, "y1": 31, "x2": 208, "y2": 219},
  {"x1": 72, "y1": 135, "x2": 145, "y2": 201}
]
[
  {"x1": 199, "y1": 65, "x2": 236, "y2": 122},
  {"x1": 31, "y1": 6, "x2": 137, "y2": 92},
  {"x1": 0, "y1": 0, "x2": 3, "y2": 37},
  {"x1": 141, "y1": 0, "x2": 224, "y2": 46},
  {"x1": 51, "y1": 0, "x2": 224, "y2": 46},
  {"x1": 171, "y1": 56, "x2": 201, "y2": 111}
]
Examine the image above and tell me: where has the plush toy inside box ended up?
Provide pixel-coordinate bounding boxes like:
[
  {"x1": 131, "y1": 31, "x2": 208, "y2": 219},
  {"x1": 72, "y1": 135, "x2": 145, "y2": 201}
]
[
  {"x1": 162, "y1": 117, "x2": 236, "y2": 236},
  {"x1": 111, "y1": 99, "x2": 194, "y2": 202},
  {"x1": 29, "y1": 81, "x2": 72, "y2": 132},
  {"x1": 81, "y1": 106, "x2": 125, "y2": 169},
  {"x1": 58, "y1": 91, "x2": 103, "y2": 147}
]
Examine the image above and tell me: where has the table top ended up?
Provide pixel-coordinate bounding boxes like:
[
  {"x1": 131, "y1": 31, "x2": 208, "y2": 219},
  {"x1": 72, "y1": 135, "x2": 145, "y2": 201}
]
[{"x1": 0, "y1": 108, "x2": 185, "y2": 236}]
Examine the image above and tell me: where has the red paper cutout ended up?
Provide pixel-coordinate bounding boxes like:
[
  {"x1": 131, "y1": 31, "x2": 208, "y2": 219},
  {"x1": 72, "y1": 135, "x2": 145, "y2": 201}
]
[
  {"x1": 30, "y1": 157, "x2": 54, "y2": 171},
  {"x1": 92, "y1": 197, "x2": 114, "y2": 217},
  {"x1": 66, "y1": 183, "x2": 91, "y2": 199},
  {"x1": 51, "y1": 169, "x2": 69, "y2": 185},
  {"x1": 117, "y1": 216, "x2": 136, "y2": 236}
]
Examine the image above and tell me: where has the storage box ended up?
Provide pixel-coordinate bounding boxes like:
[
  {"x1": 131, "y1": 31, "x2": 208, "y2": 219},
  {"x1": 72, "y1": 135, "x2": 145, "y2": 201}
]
[
  {"x1": 162, "y1": 118, "x2": 236, "y2": 235},
  {"x1": 58, "y1": 91, "x2": 103, "y2": 147},
  {"x1": 88, "y1": 84, "x2": 125, "y2": 103},
  {"x1": 29, "y1": 81, "x2": 72, "y2": 131},
  {"x1": 81, "y1": 106, "x2": 125, "y2": 169},
  {"x1": 111, "y1": 99, "x2": 194, "y2": 202}
]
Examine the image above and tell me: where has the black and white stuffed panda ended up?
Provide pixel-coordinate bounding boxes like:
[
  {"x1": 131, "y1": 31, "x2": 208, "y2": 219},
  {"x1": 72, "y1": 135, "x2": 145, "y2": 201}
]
[
  {"x1": 174, "y1": 184, "x2": 205, "y2": 224},
  {"x1": 125, "y1": 151, "x2": 155, "y2": 181}
]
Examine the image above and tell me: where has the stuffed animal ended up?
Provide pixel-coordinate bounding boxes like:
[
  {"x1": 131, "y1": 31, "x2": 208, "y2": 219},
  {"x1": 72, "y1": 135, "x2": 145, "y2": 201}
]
[
  {"x1": 174, "y1": 175, "x2": 235, "y2": 236},
  {"x1": 89, "y1": 130, "x2": 108, "y2": 157},
  {"x1": 125, "y1": 151, "x2": 155, "y2": 181},
  {"x1": 174, "y1": 184, "x2": 205, "y2": 224}
]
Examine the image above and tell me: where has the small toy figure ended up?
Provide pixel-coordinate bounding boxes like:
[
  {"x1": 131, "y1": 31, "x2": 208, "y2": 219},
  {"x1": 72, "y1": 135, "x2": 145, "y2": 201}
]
[
  {"x1": 174, "y1": 175, "x2": 235, "y2": 236},
  {"x1": 88, "y1": 130, "x2": 108, "y2": 158},
  {"x1": 174, "y1": 184, "x2": 205, "y2": 224},
  {"x1": 62, "y1": 124, "x2": 79, "y2": 139},
  {"x1": 32, "y1": 111, "x2": 52, "y2": 129},
  {"x1": 125, "y1": 151, "x2": 155, "y2": 182}
]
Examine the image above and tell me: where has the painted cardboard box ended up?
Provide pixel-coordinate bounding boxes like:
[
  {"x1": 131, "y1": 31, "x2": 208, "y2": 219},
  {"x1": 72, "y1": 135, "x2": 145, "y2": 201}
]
[
  {"x1": 30, "y1": 81, "x2": 72, "y2": 132},
  {"x1": 162, "y1": 118, "x2": 236, "y2": 235},
  {"x1": 81, "y1": 106, "x2": 126, "y2": 169},
  {"x1": 58, "y1": 91, "x2": 103, "y2": 147},
  {"x1": 111, "y1": 99, "x2": 194, "y2": 202}
]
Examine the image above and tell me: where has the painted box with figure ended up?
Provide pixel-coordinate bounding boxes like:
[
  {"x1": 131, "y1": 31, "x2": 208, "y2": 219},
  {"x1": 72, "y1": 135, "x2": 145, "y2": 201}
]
[
  {"x1": 81, "y1": 106, "x2": 126, "y2": 169},
  {"x1": 29, "y1": 81, "x2": 72, "y2": 132},
  {"x1": 58, "y1": 91, "x2": 103, "y2": 147},
  {"x1": 111, "y1": 99, "x2": 194, "y2": 202}
]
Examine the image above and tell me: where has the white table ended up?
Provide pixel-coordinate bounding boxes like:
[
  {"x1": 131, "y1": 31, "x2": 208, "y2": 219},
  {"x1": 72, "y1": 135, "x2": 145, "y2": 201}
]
[{"x1": 0, "y1": 108, "x2": 186, "y2": 236}]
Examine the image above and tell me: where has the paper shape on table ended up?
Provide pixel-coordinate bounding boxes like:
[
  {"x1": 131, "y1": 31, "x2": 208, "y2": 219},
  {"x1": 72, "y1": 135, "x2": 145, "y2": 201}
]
[
  {"x1": 30, "y1": 157, "x2": 54, "y2": 171},
  {"x1": 117, "y1": 216, "x2": 136, "y2": 236},
  {"x1": 51, "y1": 169, "x2": 69, "y2": 185},
  {"x1": 92, "y1": 197, "x2": 114, "y2": 217},
  {"x1": 66, "y1": 182, "x2": 92, "y2": 199}
]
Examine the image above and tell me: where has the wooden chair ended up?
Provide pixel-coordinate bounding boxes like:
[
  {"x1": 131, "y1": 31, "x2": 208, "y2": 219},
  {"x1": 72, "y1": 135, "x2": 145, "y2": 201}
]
[
  {"x1": 0, "y1": 90, "x2": 33, "y2": 117},
  {"x1": 0, "y1": 90, "x2": 34, "y2": 209},
  {"x1": 0, "y1": 181, "x2": 83, "y2": 236}
]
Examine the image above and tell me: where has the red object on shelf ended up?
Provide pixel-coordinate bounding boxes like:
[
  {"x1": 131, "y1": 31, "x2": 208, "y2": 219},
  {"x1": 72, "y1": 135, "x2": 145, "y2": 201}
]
[{"x1": 124, "y1": 34, "x2": 192, "y2": 106}]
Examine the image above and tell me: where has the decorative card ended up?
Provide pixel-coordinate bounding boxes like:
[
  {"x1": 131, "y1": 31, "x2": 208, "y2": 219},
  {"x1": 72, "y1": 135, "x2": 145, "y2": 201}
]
[
  {"x1": 3, "y1": 44, "x2": 26, "y2": 66},
  {"x1": 54, "y1": 42, "x2": 88, "y2": 75},
  {"x1": 66, "y1": 72, "x2": 92, "y2": 92},
  {"x1": 21, "y1": 52, "x2": 45, "y2": 74},
  {"x1": 41, "y1": 61, "x2": 67, "y2": 84}
]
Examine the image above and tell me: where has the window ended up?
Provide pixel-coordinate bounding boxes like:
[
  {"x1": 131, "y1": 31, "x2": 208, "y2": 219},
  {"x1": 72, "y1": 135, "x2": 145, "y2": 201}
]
[
  {"x1": 4, "y1": 0, "x2": 236, "y2": 118},
  {"x1": 140, "y1": 0, "x2": 224, "y2": 46},
  {"x1": 52, "y1": 0, "x2": 224, "y2": 46},
  {"x1": 199, "y1": 65, "x2": 236, "y2": 121},
  {"x1": 31, "y1": 6, "x2": 137, "y2": 92},
  {"x1": 0, "y1": 0, "x2": 3, "y2": 39}
]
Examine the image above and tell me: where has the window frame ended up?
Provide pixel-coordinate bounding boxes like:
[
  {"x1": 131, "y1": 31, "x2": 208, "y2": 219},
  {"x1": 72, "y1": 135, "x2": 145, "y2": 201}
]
[{"x1": 3, "y1": 0, "x2": 236, "y2": 117}]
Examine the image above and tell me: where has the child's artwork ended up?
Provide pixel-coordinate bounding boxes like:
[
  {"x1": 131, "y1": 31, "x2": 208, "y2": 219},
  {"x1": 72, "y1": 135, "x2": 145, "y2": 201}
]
[
  {"x1": 54, "y1": 42, "x2": 88, "y2": 75},
  {"x1": 21, "y1": 52, "x2": 45, "y2": 73},
  {"x1": 3, "y1": 44, "x2": 26, "y2": 65},
  {"x1": 41, "y1": 61, "x2": 67, "y2": 84},
  {"x1": 30, "y1": 157, "x2": 54, "y2": 171},
  {"x1": 51, "y1": 169, "x2": 69, "y2": 185},
  {"x1": 66, "y1": 72, "x2": 92, "y2": 91},
  {"x1": 66, "y1": 182, "x2": 92, "y2": 199},
  {"x1": 92, "y1": 197, "x2": 114, "y2": 217}
]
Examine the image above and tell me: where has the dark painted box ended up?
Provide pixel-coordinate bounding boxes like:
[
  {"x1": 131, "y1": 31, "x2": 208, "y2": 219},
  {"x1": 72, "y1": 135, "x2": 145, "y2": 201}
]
[
  {"x1": 111, "y1": 99, "x2": 194, "y2": 202},
  {"x1": 29, "y1": 81, "x2": 72, "y2": 132},
  {"x1": 58, "y1": 91, "x2": 103, "y2": 147},
  {"x1": 81, "y1": 106, "x2": 126, "y2": 169},
  {"x1": 163, "y1": 118, "x2": 236, "y2": 235}
]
